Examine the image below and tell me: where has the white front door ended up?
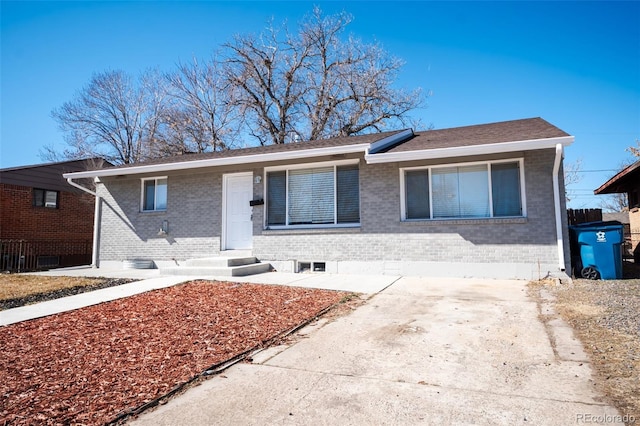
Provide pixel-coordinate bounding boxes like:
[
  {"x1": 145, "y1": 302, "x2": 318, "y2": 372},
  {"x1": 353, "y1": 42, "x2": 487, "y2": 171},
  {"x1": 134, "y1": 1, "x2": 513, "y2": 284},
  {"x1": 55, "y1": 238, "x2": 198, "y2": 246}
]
[{"x1": 223, "y1": 173, "x2": 253, "y2": 250}]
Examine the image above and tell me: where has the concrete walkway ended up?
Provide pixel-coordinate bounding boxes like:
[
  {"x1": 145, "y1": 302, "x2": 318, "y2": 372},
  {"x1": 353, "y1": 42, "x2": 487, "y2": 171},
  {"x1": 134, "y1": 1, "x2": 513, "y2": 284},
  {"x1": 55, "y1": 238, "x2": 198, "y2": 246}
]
[
  {"x1": 0, "y1": 268, "x2": 397, "y2": 326},
  {"x1": 128, "y1": 277, "x2": 623, "y2": 426}
]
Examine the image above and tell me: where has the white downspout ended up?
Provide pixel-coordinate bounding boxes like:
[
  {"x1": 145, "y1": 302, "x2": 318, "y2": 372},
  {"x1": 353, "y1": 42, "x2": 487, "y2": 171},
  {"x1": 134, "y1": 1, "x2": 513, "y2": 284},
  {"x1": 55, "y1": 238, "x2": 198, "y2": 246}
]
[
  {"x1": 552, "y1": 144, "x2": 566, "y2": 271},
  {"x1": 66, "y1": 177, "x2": 101, "y2": 268}
]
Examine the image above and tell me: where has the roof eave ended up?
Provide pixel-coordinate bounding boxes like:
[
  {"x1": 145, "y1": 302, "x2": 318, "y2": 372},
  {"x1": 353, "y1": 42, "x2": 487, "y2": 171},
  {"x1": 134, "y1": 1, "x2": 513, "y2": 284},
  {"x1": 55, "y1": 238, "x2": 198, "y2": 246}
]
[
  {"x1": 63, "y1": 143, "x2": 371, "y2": 179},
  {"x1": 364, "y1": 135, "x2": 574, "y2": 164},
  {"x1": 594, "y1": 161, "x2": 640, "y2": 195}
]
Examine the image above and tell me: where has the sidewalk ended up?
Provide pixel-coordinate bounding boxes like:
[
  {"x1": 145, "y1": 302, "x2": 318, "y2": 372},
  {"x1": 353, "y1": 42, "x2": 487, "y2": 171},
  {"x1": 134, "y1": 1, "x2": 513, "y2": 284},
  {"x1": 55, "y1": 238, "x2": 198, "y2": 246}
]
[{"x1": 1, "y1": 267, "x2": 399, "y2": 326}]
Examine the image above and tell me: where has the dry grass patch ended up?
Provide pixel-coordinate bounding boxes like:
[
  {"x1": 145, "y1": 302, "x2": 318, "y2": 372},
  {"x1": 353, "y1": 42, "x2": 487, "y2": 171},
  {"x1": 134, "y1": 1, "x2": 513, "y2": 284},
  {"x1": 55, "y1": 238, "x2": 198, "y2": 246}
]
[
  {"x1": 534, "y1": 278, "x2": 640, "y2": 423},
  {"x1": 0, "y1": 275, "x2": 106, "y2": 301},
  {"x1": 0, "y1": 275, "x2": 135, "y2": 310}
]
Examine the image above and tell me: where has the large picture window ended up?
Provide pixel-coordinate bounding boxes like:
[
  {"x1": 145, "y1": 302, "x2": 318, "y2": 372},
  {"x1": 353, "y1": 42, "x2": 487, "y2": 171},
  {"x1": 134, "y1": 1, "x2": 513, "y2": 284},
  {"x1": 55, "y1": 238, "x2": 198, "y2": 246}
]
[
  {"x1": 141, "y1": 177, "x2": 167, "y2": 212},
  {"x1": 402, "y1": 160, "x2": 524, "y2": 220},
  {"x1": 266, "y1": 162, "x2": 360, "y2": 228}
]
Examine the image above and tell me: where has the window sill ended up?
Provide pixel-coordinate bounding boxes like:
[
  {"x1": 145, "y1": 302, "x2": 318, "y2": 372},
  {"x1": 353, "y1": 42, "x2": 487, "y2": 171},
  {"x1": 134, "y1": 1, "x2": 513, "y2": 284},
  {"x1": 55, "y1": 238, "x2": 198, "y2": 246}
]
[
  {"x1": 401, "y1": 217, "x2": 527, "y2": 226},
  {"x1": 139, "y1": 210, "x2": 167, "y2": 215},
  {"x1": 262, "y1": 225, "x2": 361, "y2": 235}
]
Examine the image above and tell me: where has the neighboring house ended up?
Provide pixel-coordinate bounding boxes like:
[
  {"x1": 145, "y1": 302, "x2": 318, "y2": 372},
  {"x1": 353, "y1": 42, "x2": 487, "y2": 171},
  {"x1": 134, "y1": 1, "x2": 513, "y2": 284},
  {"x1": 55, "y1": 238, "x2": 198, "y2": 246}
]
[
  {"x1": 595, "y1": 161, "x2": 640, "y2": 261},
  {"x1": 0, "y1": 159, "x2": 110, "y2": 271},
  {"x1": 602, "y1": 211, "x2": 632, "y2": 260},
  {"x1": 64, "y1": 118, "x2": 574, "y2": 280}
]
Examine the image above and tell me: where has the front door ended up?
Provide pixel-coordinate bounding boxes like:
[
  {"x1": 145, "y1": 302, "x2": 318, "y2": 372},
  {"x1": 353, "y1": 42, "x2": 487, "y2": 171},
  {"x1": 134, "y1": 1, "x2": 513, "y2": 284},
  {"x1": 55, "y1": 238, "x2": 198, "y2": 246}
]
[{"x1": 223, "y1": 173, "x2": 253, "y2": 250}]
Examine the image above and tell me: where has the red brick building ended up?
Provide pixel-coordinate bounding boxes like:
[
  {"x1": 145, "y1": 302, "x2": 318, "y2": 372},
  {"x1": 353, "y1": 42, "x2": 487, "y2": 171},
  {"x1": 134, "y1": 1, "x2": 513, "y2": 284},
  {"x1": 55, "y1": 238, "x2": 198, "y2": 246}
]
[{"x1": 0, "y1": 159, "x2": 109, "y2": 271}]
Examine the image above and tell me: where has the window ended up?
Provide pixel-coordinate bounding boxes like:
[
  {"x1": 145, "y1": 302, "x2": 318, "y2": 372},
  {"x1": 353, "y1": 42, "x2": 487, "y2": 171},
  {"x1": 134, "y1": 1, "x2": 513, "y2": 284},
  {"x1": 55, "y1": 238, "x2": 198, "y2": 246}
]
[
  {"x1": 33, "y1": 189, "x2": 59, "y2": 208},
  {"x1": 141, "y1": 177, "x2": 167, "y2": 211},
  {"x1": 402, "y1": 160, "x2": 524, "y2": 220},
  {"x1": 266, "y1": 162, "x2": 360, "y2": 227}
]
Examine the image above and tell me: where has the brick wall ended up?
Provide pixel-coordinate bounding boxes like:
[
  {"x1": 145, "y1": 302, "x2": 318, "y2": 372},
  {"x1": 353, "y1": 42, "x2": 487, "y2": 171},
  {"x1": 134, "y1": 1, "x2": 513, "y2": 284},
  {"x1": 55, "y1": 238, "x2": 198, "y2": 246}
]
[
  {"x1": 0, "y1": 183, "x2": 94, "y2": 241},
  {"x1": 97, "y1": 165, "x2": 263, "y2": 261},
  {"x1": 254, "y1": 148, "x2": 568, "y2": 276},
  {"x1": 95, "y1": 148, "x2": 569, "y2": 278}
]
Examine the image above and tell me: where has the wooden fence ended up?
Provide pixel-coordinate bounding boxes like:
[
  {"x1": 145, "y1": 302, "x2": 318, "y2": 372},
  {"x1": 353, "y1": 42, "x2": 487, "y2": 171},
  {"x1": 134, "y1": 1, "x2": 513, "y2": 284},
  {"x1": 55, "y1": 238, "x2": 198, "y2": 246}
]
[{"x1": 567, "y1": 208, "x2": 603, "y2": 226}]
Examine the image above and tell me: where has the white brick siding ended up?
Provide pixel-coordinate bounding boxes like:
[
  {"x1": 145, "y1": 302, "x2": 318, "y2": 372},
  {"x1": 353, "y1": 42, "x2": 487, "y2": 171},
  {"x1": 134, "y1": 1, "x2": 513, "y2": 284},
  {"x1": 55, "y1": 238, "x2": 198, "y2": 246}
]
[{"x1": 96, "y1": 149, "x2": 570, "y2": 278}]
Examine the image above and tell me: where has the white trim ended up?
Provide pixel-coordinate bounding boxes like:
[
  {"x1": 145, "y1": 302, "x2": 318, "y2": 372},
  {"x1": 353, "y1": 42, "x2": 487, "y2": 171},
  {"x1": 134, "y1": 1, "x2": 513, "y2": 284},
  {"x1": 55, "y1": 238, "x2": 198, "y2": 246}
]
[
  {"x1": 63, "y1": 144, "x2": 370, "y2": 179},
  {"x1": 66, "y1": 177, "x2": 96, "y2": 196},
  {"x1": 264, "y1": 160, "x2": 361, "y2": 229},
  {"x1": 365, "y1": 136, "x2": 574, "y2": 164},
  {"x1": 140, "y1": 176, "x2": 168, "y2": 212},
  {"x1": 62, "y1": 135, "x2": 574, "y2": 179},
  {"x1": 399, "y1": 158, "x2": 525, "y2": 221},
  {"x1": 221, "y1": 172, "x2": 254, "y2": 251},
  {"x1": 487, "y1": 163, "x2": 495, "y2": 217},
  {"x1": 66, "y1": 177, "x2": 101, "y2": 268},
  {"x1": 552, "y1": 144, "x2": 566, "y2": 271},
  {"x1": 399, "y1": 168, "x2": 407, "y2": 220},
  {"x1": 266, "y1": 223, "x2": 361, "y2": 231}
]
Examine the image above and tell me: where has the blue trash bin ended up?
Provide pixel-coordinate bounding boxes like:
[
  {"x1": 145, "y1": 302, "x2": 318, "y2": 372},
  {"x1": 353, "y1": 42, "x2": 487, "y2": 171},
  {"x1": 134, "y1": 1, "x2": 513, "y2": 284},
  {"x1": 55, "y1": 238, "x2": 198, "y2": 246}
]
[{"x1": 569, "y1": 221, "x2": 624, "y2": 280}]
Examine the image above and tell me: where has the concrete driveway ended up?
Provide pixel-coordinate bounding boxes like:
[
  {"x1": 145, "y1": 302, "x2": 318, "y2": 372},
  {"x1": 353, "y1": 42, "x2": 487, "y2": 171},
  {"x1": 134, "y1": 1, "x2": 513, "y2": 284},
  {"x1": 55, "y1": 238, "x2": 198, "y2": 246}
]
[{"x1": 129, "y1": 277, "x2": 622, "y2": 425}]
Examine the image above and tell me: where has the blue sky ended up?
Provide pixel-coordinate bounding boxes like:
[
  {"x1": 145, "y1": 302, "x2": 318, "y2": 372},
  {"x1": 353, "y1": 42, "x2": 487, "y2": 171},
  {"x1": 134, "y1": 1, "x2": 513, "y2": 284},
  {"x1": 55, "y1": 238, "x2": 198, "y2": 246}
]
[{"x1": 1, "y1": 1, "x2": 639, "y2": 209}]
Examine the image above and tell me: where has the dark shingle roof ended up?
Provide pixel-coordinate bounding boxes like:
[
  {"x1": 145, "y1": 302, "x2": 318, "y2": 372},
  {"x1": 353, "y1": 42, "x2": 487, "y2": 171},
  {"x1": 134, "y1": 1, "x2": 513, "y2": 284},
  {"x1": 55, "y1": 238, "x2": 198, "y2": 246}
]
[
  {"x1": 103, "y1": 130, "x2": 402, "y2": 172},
  {"x1": 383, "y1": 117, "x2": 570, "y2": 153},
  {"x1": 64, "y1": 118, "x2": 572, "y2": 178}
]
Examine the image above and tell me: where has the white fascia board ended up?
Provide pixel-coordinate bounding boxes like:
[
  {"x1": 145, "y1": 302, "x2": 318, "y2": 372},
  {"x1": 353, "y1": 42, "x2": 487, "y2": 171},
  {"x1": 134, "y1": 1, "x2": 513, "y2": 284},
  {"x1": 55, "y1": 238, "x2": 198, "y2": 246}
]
[
  {"x1": 364, "y1": 135, "x2": 575, "y2": 164},
  {"x1": 63, "y1": 143, "x2": 371, "y2": 179}
]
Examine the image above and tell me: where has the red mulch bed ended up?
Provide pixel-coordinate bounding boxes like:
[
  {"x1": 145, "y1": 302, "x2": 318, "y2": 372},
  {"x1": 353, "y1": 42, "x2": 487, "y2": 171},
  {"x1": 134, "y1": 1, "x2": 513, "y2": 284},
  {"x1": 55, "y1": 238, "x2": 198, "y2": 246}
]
[{"x1": 1, "y1": 280, "x2": 346, "y2": 425}]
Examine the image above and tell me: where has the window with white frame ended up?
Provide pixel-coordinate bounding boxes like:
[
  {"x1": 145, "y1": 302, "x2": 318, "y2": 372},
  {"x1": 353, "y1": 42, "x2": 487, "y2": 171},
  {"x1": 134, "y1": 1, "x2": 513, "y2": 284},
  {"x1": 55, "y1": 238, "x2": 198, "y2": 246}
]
[
  {"x1": 141, "y1": 177, "x2": 167, "y2": 212},
  {"x1": 266, "y1": 161, "x2": 360, "y2": 227},
  {"x1": 402, "y1": 160, "x2": 524, "y2": 220}
]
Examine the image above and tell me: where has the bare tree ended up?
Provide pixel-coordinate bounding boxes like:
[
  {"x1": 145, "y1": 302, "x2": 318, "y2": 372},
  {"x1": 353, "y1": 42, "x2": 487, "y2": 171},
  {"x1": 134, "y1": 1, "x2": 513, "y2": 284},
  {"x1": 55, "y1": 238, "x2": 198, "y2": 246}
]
[
  {"x1": 223, "y1": 20, "x2": 309, "y2": 145},
  {"x1": 302, "y1": 9, "x2": 423, "y2": 139},
  {"x1": 627, "y1": 138, "x2": 640, "y2": 157},
  {"x1": 223, "y1": 7, "x2": 424, "y2": 145},
  {"x1": 599, "y1": 193, "x2": 628, "y2": 213},
  {"x1": 51, "y1": 69, "x2": 168, "y2": 164},
  {"x1": 49, "y1": 8, "x2": 425, "y2": 159},
  {"x1": 563, "y1": 158, "x2": 583, "y2": 202},
  {"x1": 162, "y1": 57, "x2": 240, "y2": 154}
]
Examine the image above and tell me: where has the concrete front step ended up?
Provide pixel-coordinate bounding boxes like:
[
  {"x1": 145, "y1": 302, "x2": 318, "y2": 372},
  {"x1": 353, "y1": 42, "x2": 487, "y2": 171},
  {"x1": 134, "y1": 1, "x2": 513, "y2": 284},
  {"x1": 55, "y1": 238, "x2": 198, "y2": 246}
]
[
  {"x1": 161, "y1": 255, "x2": 271, "y2": 277},
  {"x1": 185, "y1": 257, "x2": 259, "y2": 268}
]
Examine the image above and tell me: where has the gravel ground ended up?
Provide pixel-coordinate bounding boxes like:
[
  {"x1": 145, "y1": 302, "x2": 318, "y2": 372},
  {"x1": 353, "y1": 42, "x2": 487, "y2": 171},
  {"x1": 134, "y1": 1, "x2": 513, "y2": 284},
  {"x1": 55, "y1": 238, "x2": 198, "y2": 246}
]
[{"x1": 540, "y1": 263, "x2": 640, "y2": 423}]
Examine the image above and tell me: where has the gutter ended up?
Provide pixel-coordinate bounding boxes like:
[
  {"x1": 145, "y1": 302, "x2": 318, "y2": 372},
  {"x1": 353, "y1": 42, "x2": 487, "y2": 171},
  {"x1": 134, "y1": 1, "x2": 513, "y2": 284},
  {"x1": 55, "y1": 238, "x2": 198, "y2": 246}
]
[
  {"x1": 63, "y1": 143, "x2": 371, "y2": 179},
  {"x1": 552, "y1": 144, "x2": 566, "y2": 272},
  {"x1": 364, "y1": 135, "x2": 574, "y2": 164},
  {"x1": 66, "y1": 177, "x2": 101, "y2": 268}
]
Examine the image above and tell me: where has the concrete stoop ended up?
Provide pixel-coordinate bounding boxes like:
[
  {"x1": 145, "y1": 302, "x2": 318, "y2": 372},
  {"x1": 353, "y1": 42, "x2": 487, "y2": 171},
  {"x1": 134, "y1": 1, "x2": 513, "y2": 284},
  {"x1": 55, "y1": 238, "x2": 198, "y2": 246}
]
[{"x1": 160, "y1": 256, "x2": 271, "y2": 277}]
